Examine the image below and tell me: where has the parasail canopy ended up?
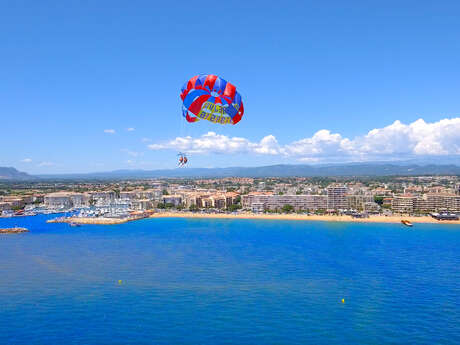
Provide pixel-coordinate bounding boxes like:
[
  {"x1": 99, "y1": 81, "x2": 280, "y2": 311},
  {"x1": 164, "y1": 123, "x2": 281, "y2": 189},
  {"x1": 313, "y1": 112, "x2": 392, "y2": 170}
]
[{"x1": 180, "y1": 74, "x2": 244, "y2": 125}]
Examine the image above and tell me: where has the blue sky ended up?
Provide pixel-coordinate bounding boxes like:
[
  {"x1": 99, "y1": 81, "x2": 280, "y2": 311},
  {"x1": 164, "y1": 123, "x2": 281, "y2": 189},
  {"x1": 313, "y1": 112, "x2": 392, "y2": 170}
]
[{"x1": 1, "y1": 1, "x2": 460, "y2": 173}]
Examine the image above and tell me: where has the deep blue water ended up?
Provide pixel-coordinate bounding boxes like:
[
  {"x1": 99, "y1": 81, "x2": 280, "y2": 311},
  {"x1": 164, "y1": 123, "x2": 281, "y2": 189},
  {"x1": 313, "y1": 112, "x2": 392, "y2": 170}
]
[{"x1": 0, "y1": 215, "x2": 459, "y2": 345}]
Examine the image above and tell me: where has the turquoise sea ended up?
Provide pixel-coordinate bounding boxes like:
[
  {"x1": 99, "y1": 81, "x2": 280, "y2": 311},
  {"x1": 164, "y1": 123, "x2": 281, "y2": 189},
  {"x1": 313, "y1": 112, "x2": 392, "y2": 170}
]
[{"x1": 1, "y1": 214, "x2": 459, "y2": 344}]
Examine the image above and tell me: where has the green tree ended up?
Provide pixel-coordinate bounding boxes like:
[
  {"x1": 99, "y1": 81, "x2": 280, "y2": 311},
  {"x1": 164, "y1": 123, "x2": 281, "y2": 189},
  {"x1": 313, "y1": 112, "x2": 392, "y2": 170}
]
[
  {"x1": 282, "y1": 204, "x2": 294, "y2": 213},
  {"x1": 374, "y1": 195, "x2": 384, "y2": 205},
  {"x1": 227, "y1": 204, "x2": 242, "y2": 212},
  {"x1": 189, "y1": 204, "x2": 199, "y2": 212}
]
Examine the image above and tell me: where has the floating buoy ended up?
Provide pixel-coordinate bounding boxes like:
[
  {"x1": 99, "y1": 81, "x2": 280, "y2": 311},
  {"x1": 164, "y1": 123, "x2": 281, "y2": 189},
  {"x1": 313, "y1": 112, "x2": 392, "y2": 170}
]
[
  {"x1": 118, "y1": 280, "x2": 122, "y2": 285},
  {"x1": 341, "y1": 298, "x2": 345, "y2": 303}
]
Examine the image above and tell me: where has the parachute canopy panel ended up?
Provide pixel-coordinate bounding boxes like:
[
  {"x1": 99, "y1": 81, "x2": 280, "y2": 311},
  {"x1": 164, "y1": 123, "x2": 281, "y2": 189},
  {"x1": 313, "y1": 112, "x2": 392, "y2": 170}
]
[{"x1": 180, "y1": 74, "x2": 244, "y2": 125}]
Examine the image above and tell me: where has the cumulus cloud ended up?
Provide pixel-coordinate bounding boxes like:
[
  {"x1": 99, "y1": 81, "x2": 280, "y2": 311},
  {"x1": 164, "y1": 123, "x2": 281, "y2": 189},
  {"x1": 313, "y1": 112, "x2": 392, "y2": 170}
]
[
  {"x1": 147, "y1": 118, "x2": 460, "y2": 161},
  {"x1": 149, "y1": 132, "x2": 282, "y2": 155},
  {"x1": 360, "y1": 118, "x2": 460, "y2": 156},
  {"x1": 127, "y1": 127, "x2": 135, "y2": 132},
  {"x1": 21, "y1": 158, "x2": 32, "y2": 163},
  {"x1": 104, "y1": 129, "x2": 116, "y2": 134},
  {"x1": 284, "y1": 130, "x2": 346, "y2": 157}
]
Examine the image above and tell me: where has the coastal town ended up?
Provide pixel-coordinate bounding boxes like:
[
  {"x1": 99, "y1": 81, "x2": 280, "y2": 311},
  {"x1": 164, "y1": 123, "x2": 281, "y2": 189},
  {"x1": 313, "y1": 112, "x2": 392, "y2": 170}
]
[{"x1": 1, "y1": 175, "x2": 459, "y2": 224}]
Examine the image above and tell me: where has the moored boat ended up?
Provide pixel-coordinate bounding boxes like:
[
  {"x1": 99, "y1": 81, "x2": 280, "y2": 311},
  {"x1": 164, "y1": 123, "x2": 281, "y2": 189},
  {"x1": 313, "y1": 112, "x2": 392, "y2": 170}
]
[{"x1": 401, "y1": 220, "x2": 413, "y2": 227}]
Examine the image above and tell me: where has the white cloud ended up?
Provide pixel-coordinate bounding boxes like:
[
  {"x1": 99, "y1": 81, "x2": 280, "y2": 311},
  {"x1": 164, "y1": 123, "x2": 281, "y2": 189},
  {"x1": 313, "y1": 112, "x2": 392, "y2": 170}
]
[
  {"x1": 284, "y1": 130, "x2": 346, "y2": 157},
  {"x1": 148, "y1": 132, "x2": 282, "y2": 155},
  {"x1": 297, "y1": 157, "x2": 321, "y2": 163},
  {"x1": 38, "y1": 161, "x2": 55, "y2": 167},
  {"x1": 21, "y1": 158, "x2": 32, "y2": 163},
  {"x1": 127, "y1": 127, "x2": 135, "y2": 132},
  {"x1": 141, "y1": 138, "x2": 152, "y2": 143},
  {"x1": 121, "y1": 149, "x2": 143, "y2": 157},
  {"x1": 335, "y1": 118, "x2": 460, "y2": 159},
  {"x1": 147, "y1": 118, "x2": 460, "y2": 161},
  {"x1": 253, "y1": 135, "x2": 282, "y2": 155},
  {"x1": 104, "y1": 129, "x2": 116, "y2": 134}
]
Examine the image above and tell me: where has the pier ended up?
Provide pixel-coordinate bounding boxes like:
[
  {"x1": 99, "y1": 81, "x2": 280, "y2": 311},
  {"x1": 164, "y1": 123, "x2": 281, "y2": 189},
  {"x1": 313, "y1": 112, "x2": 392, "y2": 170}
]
[{"x1": 0, "y1": 227, "x2": 29, "y2": 234}]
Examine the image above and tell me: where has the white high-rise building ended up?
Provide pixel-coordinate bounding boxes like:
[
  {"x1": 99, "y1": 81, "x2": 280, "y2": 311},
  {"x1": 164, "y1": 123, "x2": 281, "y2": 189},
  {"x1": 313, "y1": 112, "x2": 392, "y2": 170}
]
[{"x1": 327, "y1": 184, "x2": 348, "y2": 210}]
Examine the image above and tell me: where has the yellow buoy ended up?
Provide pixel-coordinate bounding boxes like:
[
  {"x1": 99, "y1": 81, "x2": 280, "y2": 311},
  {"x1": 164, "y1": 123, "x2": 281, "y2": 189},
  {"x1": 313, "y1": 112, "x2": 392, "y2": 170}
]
[
  {"x1": 341, "y1": 298, "x2": 345, "y2": 303},
  {"x1": 118, "y1": 280, "x2": 122, "y2": 285}
]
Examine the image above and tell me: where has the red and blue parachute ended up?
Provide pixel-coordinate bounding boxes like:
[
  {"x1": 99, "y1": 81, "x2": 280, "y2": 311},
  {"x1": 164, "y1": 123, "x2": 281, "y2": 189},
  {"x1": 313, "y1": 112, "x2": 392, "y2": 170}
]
[{"x1": 180, "y1": 74, "x2": 244, "y2": 125}]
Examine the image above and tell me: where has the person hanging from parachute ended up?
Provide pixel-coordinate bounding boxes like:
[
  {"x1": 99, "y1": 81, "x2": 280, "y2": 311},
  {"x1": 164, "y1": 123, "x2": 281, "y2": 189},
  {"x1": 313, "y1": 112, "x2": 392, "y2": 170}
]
[
  {"x1": 178, "y1": 74, "x2": 245, "y2": 165},
  {"x1": 177, "y1": 152, "x2": 188, "y2": 167}
]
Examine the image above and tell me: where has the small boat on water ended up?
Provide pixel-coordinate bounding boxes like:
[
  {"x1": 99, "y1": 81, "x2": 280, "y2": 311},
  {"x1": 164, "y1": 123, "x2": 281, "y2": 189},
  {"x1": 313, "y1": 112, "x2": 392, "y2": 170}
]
[
  {"x1": 69, "y1": 222, "x2": 81, "y2": 227},
  {"x1": 401, "y1": 220, "x2": 413, "y2": 227}
]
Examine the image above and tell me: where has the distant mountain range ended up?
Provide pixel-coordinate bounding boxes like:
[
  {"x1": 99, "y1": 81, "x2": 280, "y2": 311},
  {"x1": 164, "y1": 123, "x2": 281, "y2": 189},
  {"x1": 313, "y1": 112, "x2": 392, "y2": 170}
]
[
  {"x1": 2, "y1": 162, "x2": 460, "y2": 181},
  {"x1": 0, "y1": 167, "x2": 35, "y2": 180},
  {"x1": 34, "y1": 162, "x2": 460, "y2": 180}
]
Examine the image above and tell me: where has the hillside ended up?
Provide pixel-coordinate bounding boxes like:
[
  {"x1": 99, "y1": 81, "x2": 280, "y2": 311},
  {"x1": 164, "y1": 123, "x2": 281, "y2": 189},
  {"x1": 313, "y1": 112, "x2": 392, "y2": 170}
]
[
  {"x1": 37, "y1": 163, "x2": 460, "y2": 180},
  {"x1": 0, "y1": 167, "x2": 35, "y2": 180}
]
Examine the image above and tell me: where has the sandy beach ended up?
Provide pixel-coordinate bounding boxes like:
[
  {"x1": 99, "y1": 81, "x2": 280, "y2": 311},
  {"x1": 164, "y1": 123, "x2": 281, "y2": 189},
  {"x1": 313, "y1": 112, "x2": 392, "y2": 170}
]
[
  {"x1": 149, "y1": 212, "x2": 460, "y2": 225},
  {"x1": 45, "y1": 213, "x2": 460, "y2": 225}
]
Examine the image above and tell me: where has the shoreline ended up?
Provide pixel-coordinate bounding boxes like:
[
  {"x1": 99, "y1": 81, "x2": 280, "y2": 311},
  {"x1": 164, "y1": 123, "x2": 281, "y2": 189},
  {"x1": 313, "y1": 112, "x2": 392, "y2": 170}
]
[
  {"x1": 42, "y1": 213, "x2": 460, "y2": 225},
  {"x1": 148, "y1": 212, "x2": 460, "y2": 225}
]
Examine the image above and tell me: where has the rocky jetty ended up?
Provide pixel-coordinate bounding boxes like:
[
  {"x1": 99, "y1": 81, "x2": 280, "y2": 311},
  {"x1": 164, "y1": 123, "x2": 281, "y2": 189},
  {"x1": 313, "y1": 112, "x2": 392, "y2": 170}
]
[{"x1": 0, "y1": 227, "x2": 29, "y2": 234}]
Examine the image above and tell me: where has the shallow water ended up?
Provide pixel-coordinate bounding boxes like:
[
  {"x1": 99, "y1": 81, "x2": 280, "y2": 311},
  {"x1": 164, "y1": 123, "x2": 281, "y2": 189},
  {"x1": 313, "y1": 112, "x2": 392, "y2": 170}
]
[{"x1": 1, "y1": 215, "x2": 459, "y2": 344}]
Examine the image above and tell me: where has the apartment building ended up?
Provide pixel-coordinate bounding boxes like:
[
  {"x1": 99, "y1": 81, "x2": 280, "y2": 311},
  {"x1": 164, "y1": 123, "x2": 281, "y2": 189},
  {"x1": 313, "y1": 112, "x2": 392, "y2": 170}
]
[
  {"x1": 88, "y1": 191, "x2": 116, "y2": 203},
  {"x1": 44, "y1": 192, "x2": 89, "y2": 209},
  {"x1": 327, "y1": 184, "x2": 348, "y2": 210},
  {"x1": 161, "y1": 195, "x2": 183, "y2": 207},
  {"x1": 243, "y1": 194, "x2": 327, "y2": 212},
  {"x1": 391, "y1": 195, "x2": 416, "y2": 214},
  {"x1": 346, "y1": 194, "x2": 375, "y2": 210},
  {"x1": 415, "y1": 194, "x2": 460, "y2": 213}
]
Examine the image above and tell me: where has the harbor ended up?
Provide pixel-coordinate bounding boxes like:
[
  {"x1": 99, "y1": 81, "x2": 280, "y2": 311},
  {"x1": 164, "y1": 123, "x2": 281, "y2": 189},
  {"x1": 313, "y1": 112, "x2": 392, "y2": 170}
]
[{"x1": 47, "y1": 209, "x2": 154, "y2": 225}]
